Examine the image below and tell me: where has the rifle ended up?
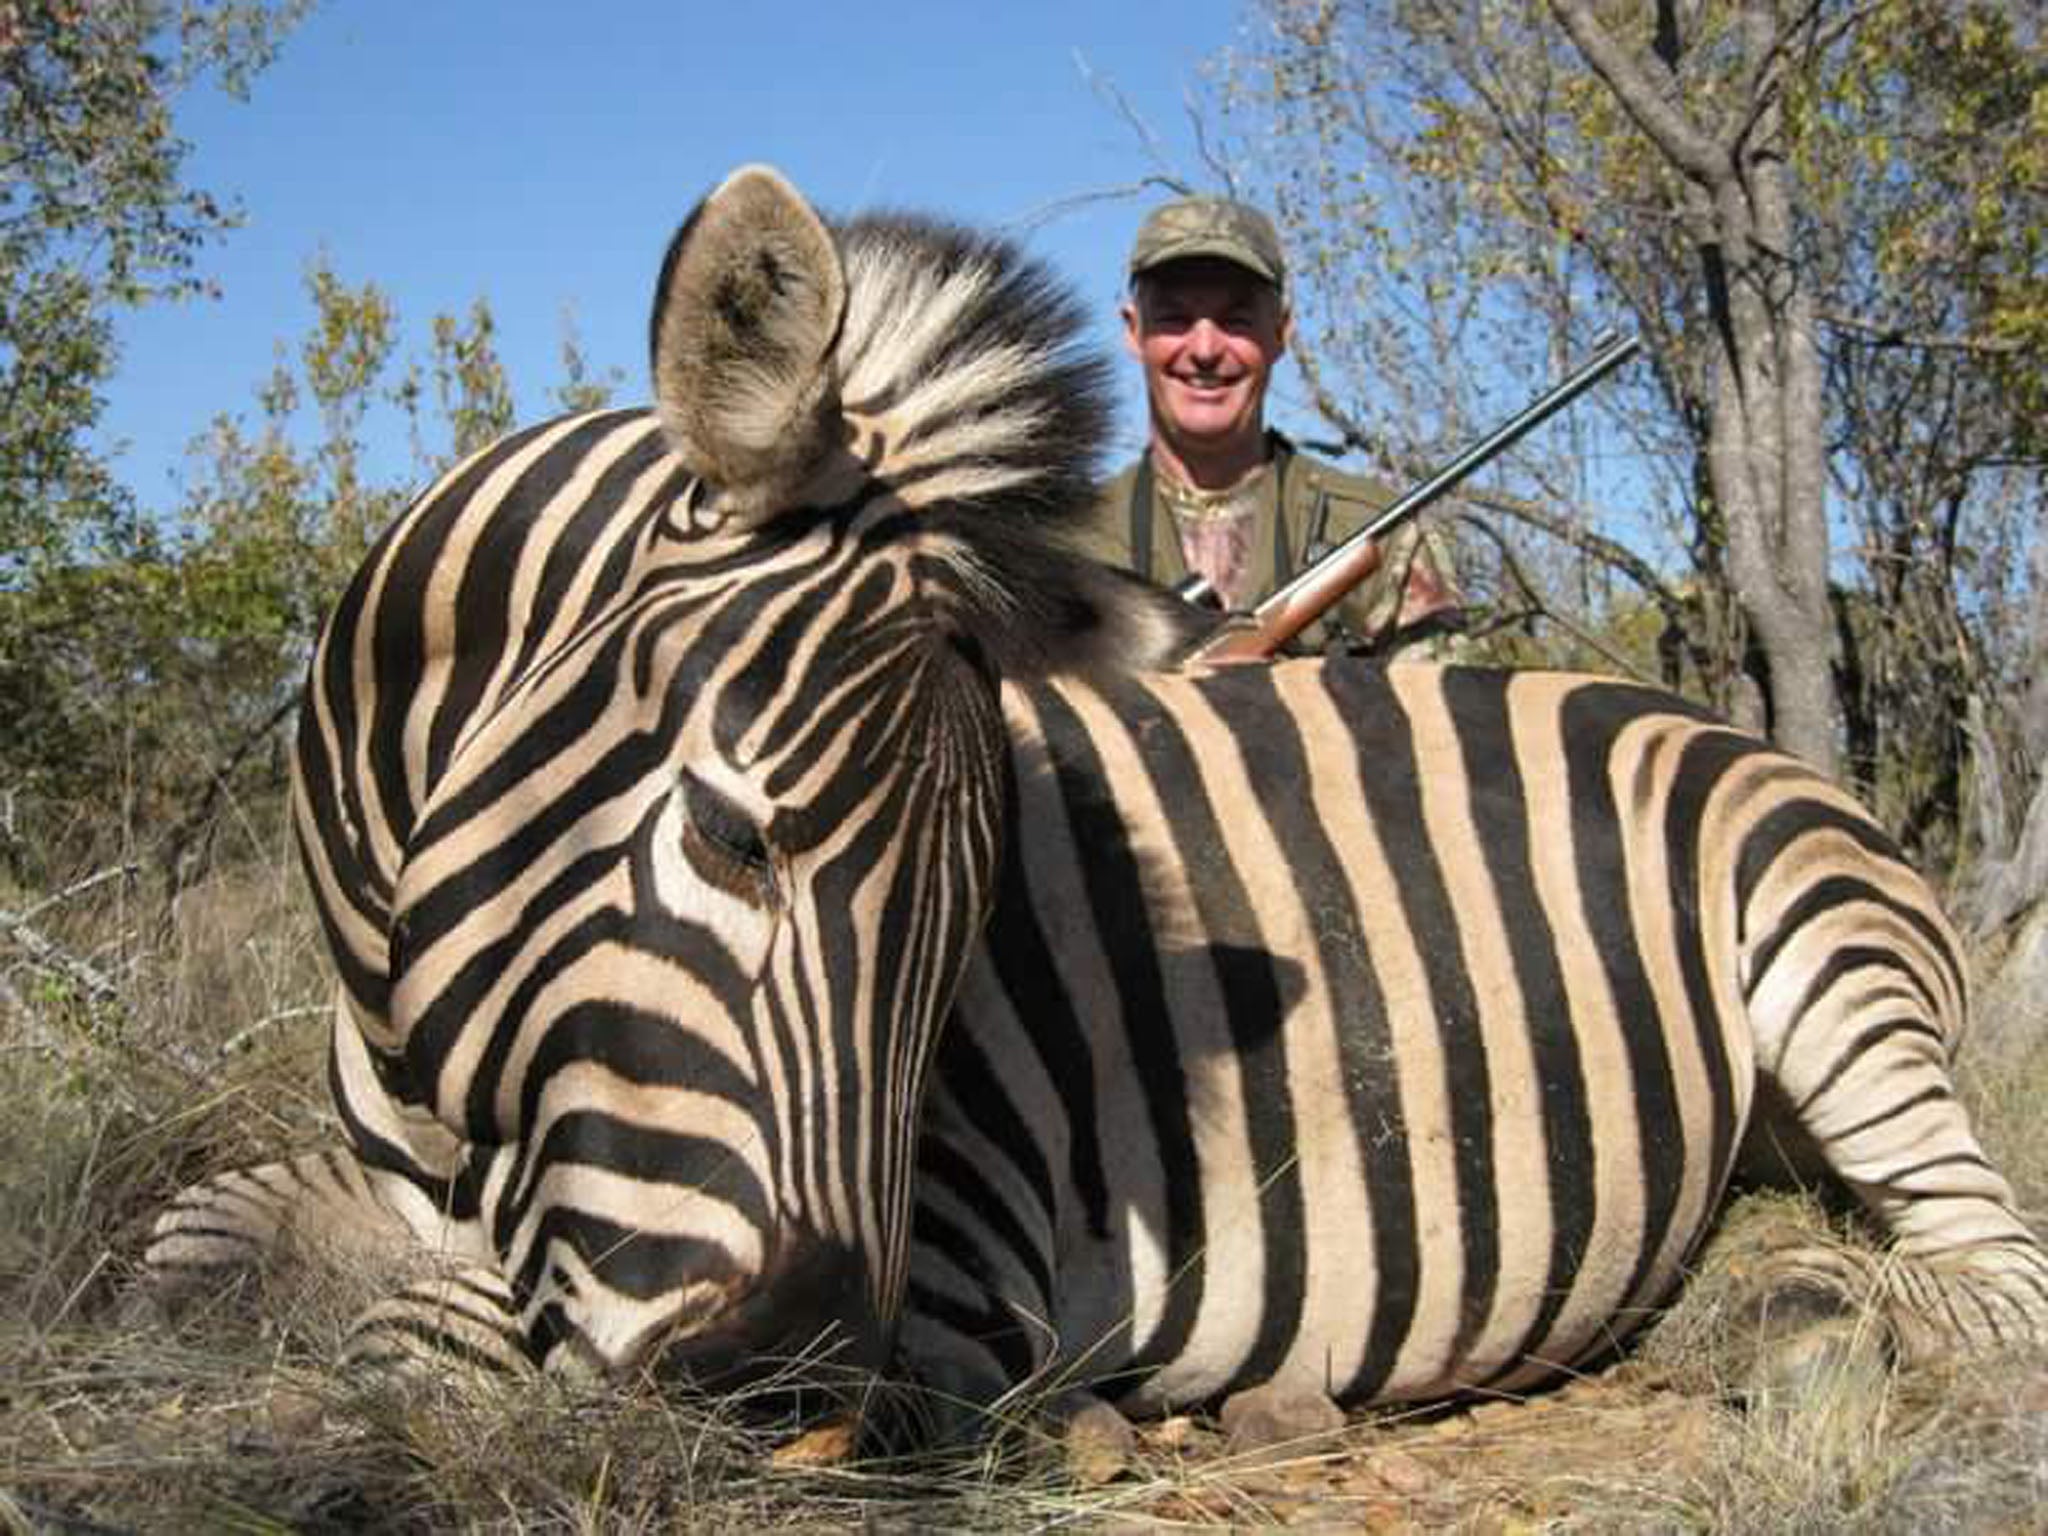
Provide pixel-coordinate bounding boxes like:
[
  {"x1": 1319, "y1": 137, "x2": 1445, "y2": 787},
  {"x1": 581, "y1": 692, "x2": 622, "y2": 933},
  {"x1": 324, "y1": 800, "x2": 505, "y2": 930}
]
[{"x1": 1177, "y1": 330, "x2": 1642, "y2": 665}]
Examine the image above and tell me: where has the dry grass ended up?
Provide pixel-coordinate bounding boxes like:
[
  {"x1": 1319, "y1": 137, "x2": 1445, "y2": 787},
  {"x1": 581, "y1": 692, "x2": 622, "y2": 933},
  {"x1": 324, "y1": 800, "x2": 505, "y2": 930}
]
[{"x1": 6, "y1": 846, "x2": 2048, "y2": 1532}]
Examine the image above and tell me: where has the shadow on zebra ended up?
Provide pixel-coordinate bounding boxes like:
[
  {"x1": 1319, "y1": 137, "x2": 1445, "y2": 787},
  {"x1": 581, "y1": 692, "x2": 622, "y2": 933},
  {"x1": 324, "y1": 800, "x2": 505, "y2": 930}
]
[{"x1": 147, "y1": 164, "x2": 2048, "y2": 1469}]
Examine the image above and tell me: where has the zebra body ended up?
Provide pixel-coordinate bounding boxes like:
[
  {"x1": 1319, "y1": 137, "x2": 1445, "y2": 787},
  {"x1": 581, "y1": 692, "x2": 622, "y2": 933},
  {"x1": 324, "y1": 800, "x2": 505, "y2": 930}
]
[
  {"x1": 148, "y1": 166, "x2": 2047, "y2": 1427},
  {"x1": 906, "y1": 662, "x2": 2038, "y2": 1414}
]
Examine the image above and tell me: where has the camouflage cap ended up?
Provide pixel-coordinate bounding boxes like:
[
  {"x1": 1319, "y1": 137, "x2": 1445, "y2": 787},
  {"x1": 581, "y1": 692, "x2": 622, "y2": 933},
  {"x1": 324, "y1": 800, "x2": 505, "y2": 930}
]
[{"x1": 1127, "y1": 194, "x2": 1287, "y2": 291}]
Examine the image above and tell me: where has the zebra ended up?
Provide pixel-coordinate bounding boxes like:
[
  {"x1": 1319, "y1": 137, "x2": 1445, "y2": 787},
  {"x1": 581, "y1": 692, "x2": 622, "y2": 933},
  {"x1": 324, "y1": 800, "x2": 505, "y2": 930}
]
[
  {"x1": 149, "y1": 164, "x2": 1194, "y2": 1390},
  {"x1": 905, "y1": 662, "x2": 2048, "y2": 1430},
  {"x1": 149, "y1": 165, "x2": 2048, "y2": 1443}
]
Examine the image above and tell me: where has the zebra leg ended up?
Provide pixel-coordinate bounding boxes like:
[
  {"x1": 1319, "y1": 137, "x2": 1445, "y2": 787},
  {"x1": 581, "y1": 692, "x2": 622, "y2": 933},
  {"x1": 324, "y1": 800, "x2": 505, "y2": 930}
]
[
  {"x1": 1043, "y1": 1390, "x2": 1137, "y2": 1486},
  {"x1": 148, "y1": 1149, "x2": 534, "y2": 1383},
  {"x1": 899, "y1": 1290, "x2": 1147, "y2": 1480},
  {"x1": 1744, "y1": 939, "x2": 2048, "y2": 1356},
  {"x1": 145, "y1": 1147, "x2": 417, "y2": 1299},
  {"x1": 149, "y1": 995, "x2": 480, "y2": 1300},
  {"x1": 341, "y1": 1266, "x2": 533, "y2": 1379}
]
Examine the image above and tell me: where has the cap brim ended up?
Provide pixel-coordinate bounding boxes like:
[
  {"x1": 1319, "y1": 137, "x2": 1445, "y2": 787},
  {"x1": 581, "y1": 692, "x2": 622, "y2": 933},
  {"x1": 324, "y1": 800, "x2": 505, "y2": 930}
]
[{"x1": 1129, "y1": 237, "x2": 1282, "y2": 287}]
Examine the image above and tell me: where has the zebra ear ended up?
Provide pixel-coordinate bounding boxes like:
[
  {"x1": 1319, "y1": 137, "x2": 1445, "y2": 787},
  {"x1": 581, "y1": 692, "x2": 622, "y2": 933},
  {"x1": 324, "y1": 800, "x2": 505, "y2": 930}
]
[{"x1": 650, "y1": 165, "x2": 847, "y2": 521}]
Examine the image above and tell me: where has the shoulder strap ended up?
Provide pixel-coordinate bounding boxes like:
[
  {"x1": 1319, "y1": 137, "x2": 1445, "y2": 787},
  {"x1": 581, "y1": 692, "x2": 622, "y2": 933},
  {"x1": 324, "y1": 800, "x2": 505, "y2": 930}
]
[
  {"x1": 1268, "y1": 433, "x2": 1316, "y2": 583},
  {"x1": 1127, "y1": 452, "x2": 1156, "y2": 582}
]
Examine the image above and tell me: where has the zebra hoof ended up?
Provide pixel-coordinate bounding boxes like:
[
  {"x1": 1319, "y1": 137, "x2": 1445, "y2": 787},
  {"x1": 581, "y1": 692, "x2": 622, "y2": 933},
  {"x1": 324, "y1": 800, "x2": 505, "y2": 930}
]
[
  {"x1": 1734, "y1": 1295, "x2": 1894, "y2": 1471},
  {"x1": 1218, "y1": 1383, "x2": 1345, "y2": 1460},
  {"x1": 1720, "y1": 1244, "x2": 1899, "y2": 1424},
  {"x1": 1746, "y1": 1314, "x2": 1891, "y2": 1406},
  {"x1": 1054, "y1": 1394, "x2": 1136, "y2": 1486},
  {"x1": 118, "y1": 1273, "x2": 205, "y2": 1331}
]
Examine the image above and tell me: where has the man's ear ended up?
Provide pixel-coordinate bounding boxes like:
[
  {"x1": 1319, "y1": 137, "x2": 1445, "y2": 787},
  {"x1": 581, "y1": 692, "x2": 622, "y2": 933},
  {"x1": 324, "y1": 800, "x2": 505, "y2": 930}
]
[
  {"x1": 1120, "y1": 294, "x2": 1144, "y2": 360},
  {"x1": 1275, "y1": 297, "x2": 1294, "y2": 358}
]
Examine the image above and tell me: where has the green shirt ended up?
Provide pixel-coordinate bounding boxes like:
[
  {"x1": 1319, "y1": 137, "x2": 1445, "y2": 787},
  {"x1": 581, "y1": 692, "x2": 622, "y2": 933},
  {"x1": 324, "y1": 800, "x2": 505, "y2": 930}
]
[{"x1": 1081, "y1": 433, "x2": 1465, "y2": 657}]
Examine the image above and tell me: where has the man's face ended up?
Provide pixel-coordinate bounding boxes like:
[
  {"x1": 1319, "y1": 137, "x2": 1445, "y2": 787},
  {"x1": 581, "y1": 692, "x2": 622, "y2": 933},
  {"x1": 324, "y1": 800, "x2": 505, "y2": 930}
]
[{"x1": 1124, "y1": 258, "x2": 1290, "y2": 455}]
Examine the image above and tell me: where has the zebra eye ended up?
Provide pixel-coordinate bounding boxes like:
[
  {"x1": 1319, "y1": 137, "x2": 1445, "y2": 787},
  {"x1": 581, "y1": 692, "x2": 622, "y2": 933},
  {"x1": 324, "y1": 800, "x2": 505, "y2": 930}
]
[{"x1": 678, "y1": 770, "x2": 777, "y2": 906}]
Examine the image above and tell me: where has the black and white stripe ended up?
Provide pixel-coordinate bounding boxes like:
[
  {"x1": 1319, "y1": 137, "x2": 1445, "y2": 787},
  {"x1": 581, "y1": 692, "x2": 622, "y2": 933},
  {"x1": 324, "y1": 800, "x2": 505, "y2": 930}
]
[{"x1": 902, "y1": 661, "x2": 2046, "y2": 1415}]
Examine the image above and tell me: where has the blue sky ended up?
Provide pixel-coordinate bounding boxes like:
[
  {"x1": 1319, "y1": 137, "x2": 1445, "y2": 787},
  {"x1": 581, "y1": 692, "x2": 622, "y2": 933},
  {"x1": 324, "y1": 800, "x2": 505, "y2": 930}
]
[{"x1": 99, "y1": 1, "x2": 1273, "y2": 509}]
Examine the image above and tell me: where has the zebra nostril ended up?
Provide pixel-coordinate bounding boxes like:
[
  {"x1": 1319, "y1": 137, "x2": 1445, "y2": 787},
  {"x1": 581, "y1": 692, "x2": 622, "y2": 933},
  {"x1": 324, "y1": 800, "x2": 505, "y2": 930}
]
[
  {"x1": 525, "y1": 1264, "x2": 741, "y2": 1382},
  {"x1": 611, "y1": 1235, "x2": 884, "y2": 1393}
]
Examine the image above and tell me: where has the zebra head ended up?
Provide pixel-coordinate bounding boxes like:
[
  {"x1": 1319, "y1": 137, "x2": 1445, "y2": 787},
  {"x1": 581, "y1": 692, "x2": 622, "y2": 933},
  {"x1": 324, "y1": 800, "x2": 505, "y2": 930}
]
[{"x1": 375, "y1": 167, "x2": 1198, "y2": 1390}]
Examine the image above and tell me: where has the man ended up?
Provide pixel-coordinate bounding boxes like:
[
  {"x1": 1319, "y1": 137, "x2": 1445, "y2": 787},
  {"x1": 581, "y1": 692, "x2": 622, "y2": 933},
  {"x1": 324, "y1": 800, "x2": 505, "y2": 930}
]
[{"x1": 1086, "y1": 193, "x2": 1464, "y2": 657}]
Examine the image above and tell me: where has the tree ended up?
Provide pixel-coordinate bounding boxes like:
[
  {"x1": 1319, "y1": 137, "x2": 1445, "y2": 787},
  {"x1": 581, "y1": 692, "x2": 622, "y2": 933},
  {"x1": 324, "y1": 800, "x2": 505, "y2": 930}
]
[
  {"x1": 1219, "y1": 0, "x2": 2045, "y2": 831},
  {"x1": 0, "y1": 257, "x2": 402, "y2": 881},
  {"x1": 0, "y1": 242, "x2": 618, "y2": 889},
  {"x1": 0, "y1": 0, "x2": 308, "y2": 580},
  {"x1": 430, "y1": 300, "x2": 517, "y2": 462},
  {"x1": 119, "y1": 263, "x2": 532, "y2": 891},
  {"x1": 1798, "y1": 5, "x2": 2047, "y2": 866},
  {"x1": 0, "y1": 0, "x2": 308, "y2": 870},
  {"x1": 0, "y1": 6, "x2": 629, "y2": 893},
  {"x1": 1539, "y1": 1, "x2": 1839, "y2": 773}
]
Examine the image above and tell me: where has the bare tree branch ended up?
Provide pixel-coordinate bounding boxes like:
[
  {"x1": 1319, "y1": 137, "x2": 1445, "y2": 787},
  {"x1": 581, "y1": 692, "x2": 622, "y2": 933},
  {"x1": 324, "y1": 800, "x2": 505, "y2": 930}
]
[
  {"x1": 1004, "y1": 52, "x2": 1204, "y2": 237},
  {"x1": 1074, "y1": 50, "x2": 1197, "y2": 193},
  {"x1": 8, "y1": 862, "x2": 136, "y2": 927},
  {"x1": 1548, "y1": 0, "x2": 1725, "y2": 182},
  {"x1": 1457, "y1": 512, "x2": 1662, "y2": 685},
  {"x1": 1003, "y1": 177, "x2": 1194, "y2": 237},
  {"x1": 218, "y1": 1002, "x2": 328, "y2": 1058},
  {"x1": 0, "y1": 868, "x2": 134, "y2": 1003},
  {"x1": 1185, "y1": 88, "x2": 1238, "y2": 196},
  {"x1": 1822, "y1": 309, "x2": 2042, "y2": 357},
  {"x1": 1729, "y1": 0, "x2": 1871, "y2": 158},
  {"x1": 156, "y1": 691, "x2": 300, "y2": 908}
]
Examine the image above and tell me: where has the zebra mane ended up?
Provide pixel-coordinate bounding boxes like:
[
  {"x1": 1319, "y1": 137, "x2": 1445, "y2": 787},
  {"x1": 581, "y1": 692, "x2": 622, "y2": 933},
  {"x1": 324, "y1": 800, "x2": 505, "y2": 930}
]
[
  {"x1": 830, "y1": 211, "x2": 1207, "y2": 674},
  {"x1": 651, "y1": 167, "x2": 1207, "y2": 676},
  {"x1": 832, "y1": 212, "x2": 1109, "y2": 533}
]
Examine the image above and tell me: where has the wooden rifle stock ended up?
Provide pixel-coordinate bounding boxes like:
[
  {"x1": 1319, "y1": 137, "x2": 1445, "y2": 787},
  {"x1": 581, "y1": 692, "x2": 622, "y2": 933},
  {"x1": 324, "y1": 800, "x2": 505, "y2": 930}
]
[{"x1": 1179, "y1": 331, "x2": 1642, "y2": 665}]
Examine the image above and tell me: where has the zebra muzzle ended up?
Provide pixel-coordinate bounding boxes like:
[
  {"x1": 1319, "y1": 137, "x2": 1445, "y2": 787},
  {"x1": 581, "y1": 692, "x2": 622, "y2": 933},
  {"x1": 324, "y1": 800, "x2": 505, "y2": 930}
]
[{"x1": 644, "y1": 1234, "x2": 887, "y2": 1397}]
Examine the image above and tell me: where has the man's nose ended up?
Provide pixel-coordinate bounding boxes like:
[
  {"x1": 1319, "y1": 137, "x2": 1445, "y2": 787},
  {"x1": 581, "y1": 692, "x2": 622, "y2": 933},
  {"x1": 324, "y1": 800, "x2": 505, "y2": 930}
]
[{"x1": 1185, "y1": 317, "x2": 1227, "y2": 360}]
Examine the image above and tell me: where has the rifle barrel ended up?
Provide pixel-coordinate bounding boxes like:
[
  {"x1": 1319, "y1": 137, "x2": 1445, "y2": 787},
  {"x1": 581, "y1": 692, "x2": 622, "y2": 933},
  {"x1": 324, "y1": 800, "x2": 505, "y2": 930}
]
[
  {"x1": 1183, "y1": 330, "x2": 1642, "y2": 664},
  {"x1": 1349, "y1": 330, "x2": 1640, "y2": 549}
]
